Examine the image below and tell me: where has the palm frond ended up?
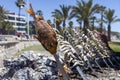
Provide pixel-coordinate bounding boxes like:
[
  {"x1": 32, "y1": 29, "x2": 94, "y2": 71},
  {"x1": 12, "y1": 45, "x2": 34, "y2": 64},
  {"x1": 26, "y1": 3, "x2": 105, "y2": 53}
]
[{"x1": 112, "y1": 19, "x2": 120, "y2": 23}]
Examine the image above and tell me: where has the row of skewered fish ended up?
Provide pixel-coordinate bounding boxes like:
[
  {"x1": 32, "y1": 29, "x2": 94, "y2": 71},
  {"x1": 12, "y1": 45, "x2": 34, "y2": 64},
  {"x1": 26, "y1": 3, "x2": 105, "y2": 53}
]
[{"x1": 55, "y1": 28, "x2": 120, "y2": 80}]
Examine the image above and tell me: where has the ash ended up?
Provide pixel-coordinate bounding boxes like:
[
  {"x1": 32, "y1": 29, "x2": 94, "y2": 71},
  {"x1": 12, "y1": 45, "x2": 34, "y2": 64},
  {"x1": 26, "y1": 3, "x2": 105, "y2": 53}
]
[{"x1": 0, "y1": 51, "x2": 59, "y2": 80}]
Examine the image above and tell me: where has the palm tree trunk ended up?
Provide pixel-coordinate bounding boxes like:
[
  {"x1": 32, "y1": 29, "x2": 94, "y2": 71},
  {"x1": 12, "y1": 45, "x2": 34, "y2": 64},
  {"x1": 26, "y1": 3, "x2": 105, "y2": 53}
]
[
  {"x1": 108, "y1": 24, "x2": 111, "y2": 41},
  {"x1": 63, "y1": 20, "x2": 66, "y2": 30},
  {"x1": 100, "y1": 11, "x2": 103, "y2": 33},
  {"x1": 92, "y1": 21, "x2": 95, "y2": 30},
  {"x1": 99, "y1": 22, "x2": 103, "y2": 33},
  {"x1": 56, "y1": 22, "x2": 62, "y2": 35},
  {"x1": 79, "y1": 22, "x2": 82, "y2": 29},
  {"x1": 83, "y1": 20, "x2": 89, "y2": 35}
]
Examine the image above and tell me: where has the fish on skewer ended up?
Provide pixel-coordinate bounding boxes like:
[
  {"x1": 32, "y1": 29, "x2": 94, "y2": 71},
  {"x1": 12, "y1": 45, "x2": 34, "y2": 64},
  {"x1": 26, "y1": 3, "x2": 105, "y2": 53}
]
[{"x1": 26, "y1": 4, "x2": 69, "y2": 80}]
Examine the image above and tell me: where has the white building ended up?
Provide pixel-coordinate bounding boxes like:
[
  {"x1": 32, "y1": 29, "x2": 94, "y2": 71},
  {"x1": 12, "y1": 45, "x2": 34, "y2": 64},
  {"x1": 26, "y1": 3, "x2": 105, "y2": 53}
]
[{"x1": 4, "y1": 13, "x2": 26, "y2": 34}]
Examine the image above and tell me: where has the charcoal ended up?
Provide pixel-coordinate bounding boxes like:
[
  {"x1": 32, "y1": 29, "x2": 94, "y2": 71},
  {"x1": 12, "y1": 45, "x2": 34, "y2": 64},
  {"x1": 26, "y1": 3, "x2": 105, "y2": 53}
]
[{"x1": 0, "y1": 51, "x2": 59, "y2": 80}]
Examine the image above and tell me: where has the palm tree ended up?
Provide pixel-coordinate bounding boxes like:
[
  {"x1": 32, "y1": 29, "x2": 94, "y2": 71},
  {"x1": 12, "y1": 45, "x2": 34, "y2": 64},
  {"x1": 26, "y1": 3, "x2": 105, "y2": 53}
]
[
  {"x1": 52, "y1": 5, "x2": 71, "y2": 29},
  {"x1": 97, "y1": 6, "x2": 106, "y2": 33},
  {"x1": 76, "y1": 19, "x2": 82, "y2": 29},
  {"x1": 2, "y1": 21, "x2": 14, "y2": 34},
  {"x1": 5, "y1": 22, "x2": 14, "y2": 34},
  {"x1": 68, "y1": 21, "x2": 73, "y2": 28},
  {"x1": 68, "y1": 21, "x2": 73, "y2": 34},
  {"x1": 89, "y1": 16, "x2": 96, "y2": 30},
  {"x1": 0, "y1": 6, "x2": 7, "y2": 29},
  {"x1": 70, "y1": 0, "x2": 101, "y2": 34},
  {"x1": 52, "y1": 9, "x2": 63, "y2": 33},
  {"x1": 47, "y1": 19, "x2": 52, "y2": 26},
  {"x1": 36, "y1": 10, "x2": 43, "y2": 17},
  {"x1": 0, "y1": 6, "x2": 9, "y2": 34},
  {"x1": 105, "y1": 9, "x2": 120, "y2": 41}
]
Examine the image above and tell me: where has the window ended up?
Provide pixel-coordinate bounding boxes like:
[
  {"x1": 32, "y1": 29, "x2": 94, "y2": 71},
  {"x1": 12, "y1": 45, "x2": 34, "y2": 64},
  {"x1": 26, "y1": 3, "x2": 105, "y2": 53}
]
[{"x1": 8, "y1": 16, "x2": 15, "y2": 20}]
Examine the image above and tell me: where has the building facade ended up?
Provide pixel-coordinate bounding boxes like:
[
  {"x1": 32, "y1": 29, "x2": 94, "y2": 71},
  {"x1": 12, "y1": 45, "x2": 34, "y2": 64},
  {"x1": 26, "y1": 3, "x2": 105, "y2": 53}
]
[{"x1": 4, "y1": 13, "x2": 26, "y2": 34}]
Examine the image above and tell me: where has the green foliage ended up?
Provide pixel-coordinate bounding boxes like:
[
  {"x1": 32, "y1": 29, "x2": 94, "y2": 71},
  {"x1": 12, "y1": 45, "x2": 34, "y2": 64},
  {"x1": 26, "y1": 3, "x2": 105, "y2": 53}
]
[
  {"x1": 47, "y1": 19, "x2": 52, "y2": 26},
  {"x1": 68, "y1": 21, "x2": 73, "y2": 28},
  {"x1": 15, "y1": 44, "x2": 46, "y2": 56},
  {"x1": 68, "y1": 21, "x2": 73, "y2": 34},
  {"x1": 3, "y1": 21, "x2": 14, "y2": 30},
  {"x1": 52, "y1": 4, "x2": 71, "y2": 28},
  {"x1": 1, "y1": 21, "x2": 14, "y2": 34},
  {"x1": 105, "y1": 9, "x2": 120, "y2": 24},
  {"x1": 0, "y1": 6, "x2": 6, "y2": 20},
  {"x1": 89, "y1": 16, "x2": 96, "y2": 30},
  {"x1": 109, "y1": 42, "x2": 120, "y2": 52},
  {"x1": 21, "y1": 45, "x2": 45, "y2": 52},
  {"x1": 104, "y1": 9, "x2": 120, "y2": 41},
  {"x1": 0, "y1": 6, "x2": 7, "y2": 28},
  {"x1": 52, "y1": 9, "x2": 63, "y2": 31},
  {"x1": 70, "y1": 0, "x2": 102, "y2": 34},
  {"x1": 36, "y1": 10, "x2": 43, "y2": 17}
]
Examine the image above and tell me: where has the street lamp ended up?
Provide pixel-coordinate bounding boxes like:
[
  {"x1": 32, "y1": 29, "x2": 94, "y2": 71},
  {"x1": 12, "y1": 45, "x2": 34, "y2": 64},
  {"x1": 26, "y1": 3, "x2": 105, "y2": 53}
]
[
  {"x1": 15, "y1": 0, "x2": 26, "y2": 39},
  {"x1": 15, "y1": 0, "x2": 26, "y2": 18},
  {"x1": 26, "y1": 0, "x2": 30, "y2": 39}
]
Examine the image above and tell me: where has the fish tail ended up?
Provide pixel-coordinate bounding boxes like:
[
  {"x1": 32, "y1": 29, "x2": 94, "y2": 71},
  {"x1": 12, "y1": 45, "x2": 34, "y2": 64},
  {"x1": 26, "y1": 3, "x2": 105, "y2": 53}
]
[{"x1": 26, "y1": 4, "x2": 36, "y2": 19}]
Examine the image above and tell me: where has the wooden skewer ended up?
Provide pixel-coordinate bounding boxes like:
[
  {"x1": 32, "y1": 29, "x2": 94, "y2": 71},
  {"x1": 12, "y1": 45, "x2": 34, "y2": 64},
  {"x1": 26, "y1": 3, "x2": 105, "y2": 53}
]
[{"x1": 53, "y1": 53, "x2": 70, "y2": 80}]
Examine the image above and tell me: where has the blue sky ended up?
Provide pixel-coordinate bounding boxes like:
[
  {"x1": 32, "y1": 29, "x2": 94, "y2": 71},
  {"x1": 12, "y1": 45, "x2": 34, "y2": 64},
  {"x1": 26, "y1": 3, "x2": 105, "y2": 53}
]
[{"x1": 0, "y1": 0, "x2": 120, "y2": 32}]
